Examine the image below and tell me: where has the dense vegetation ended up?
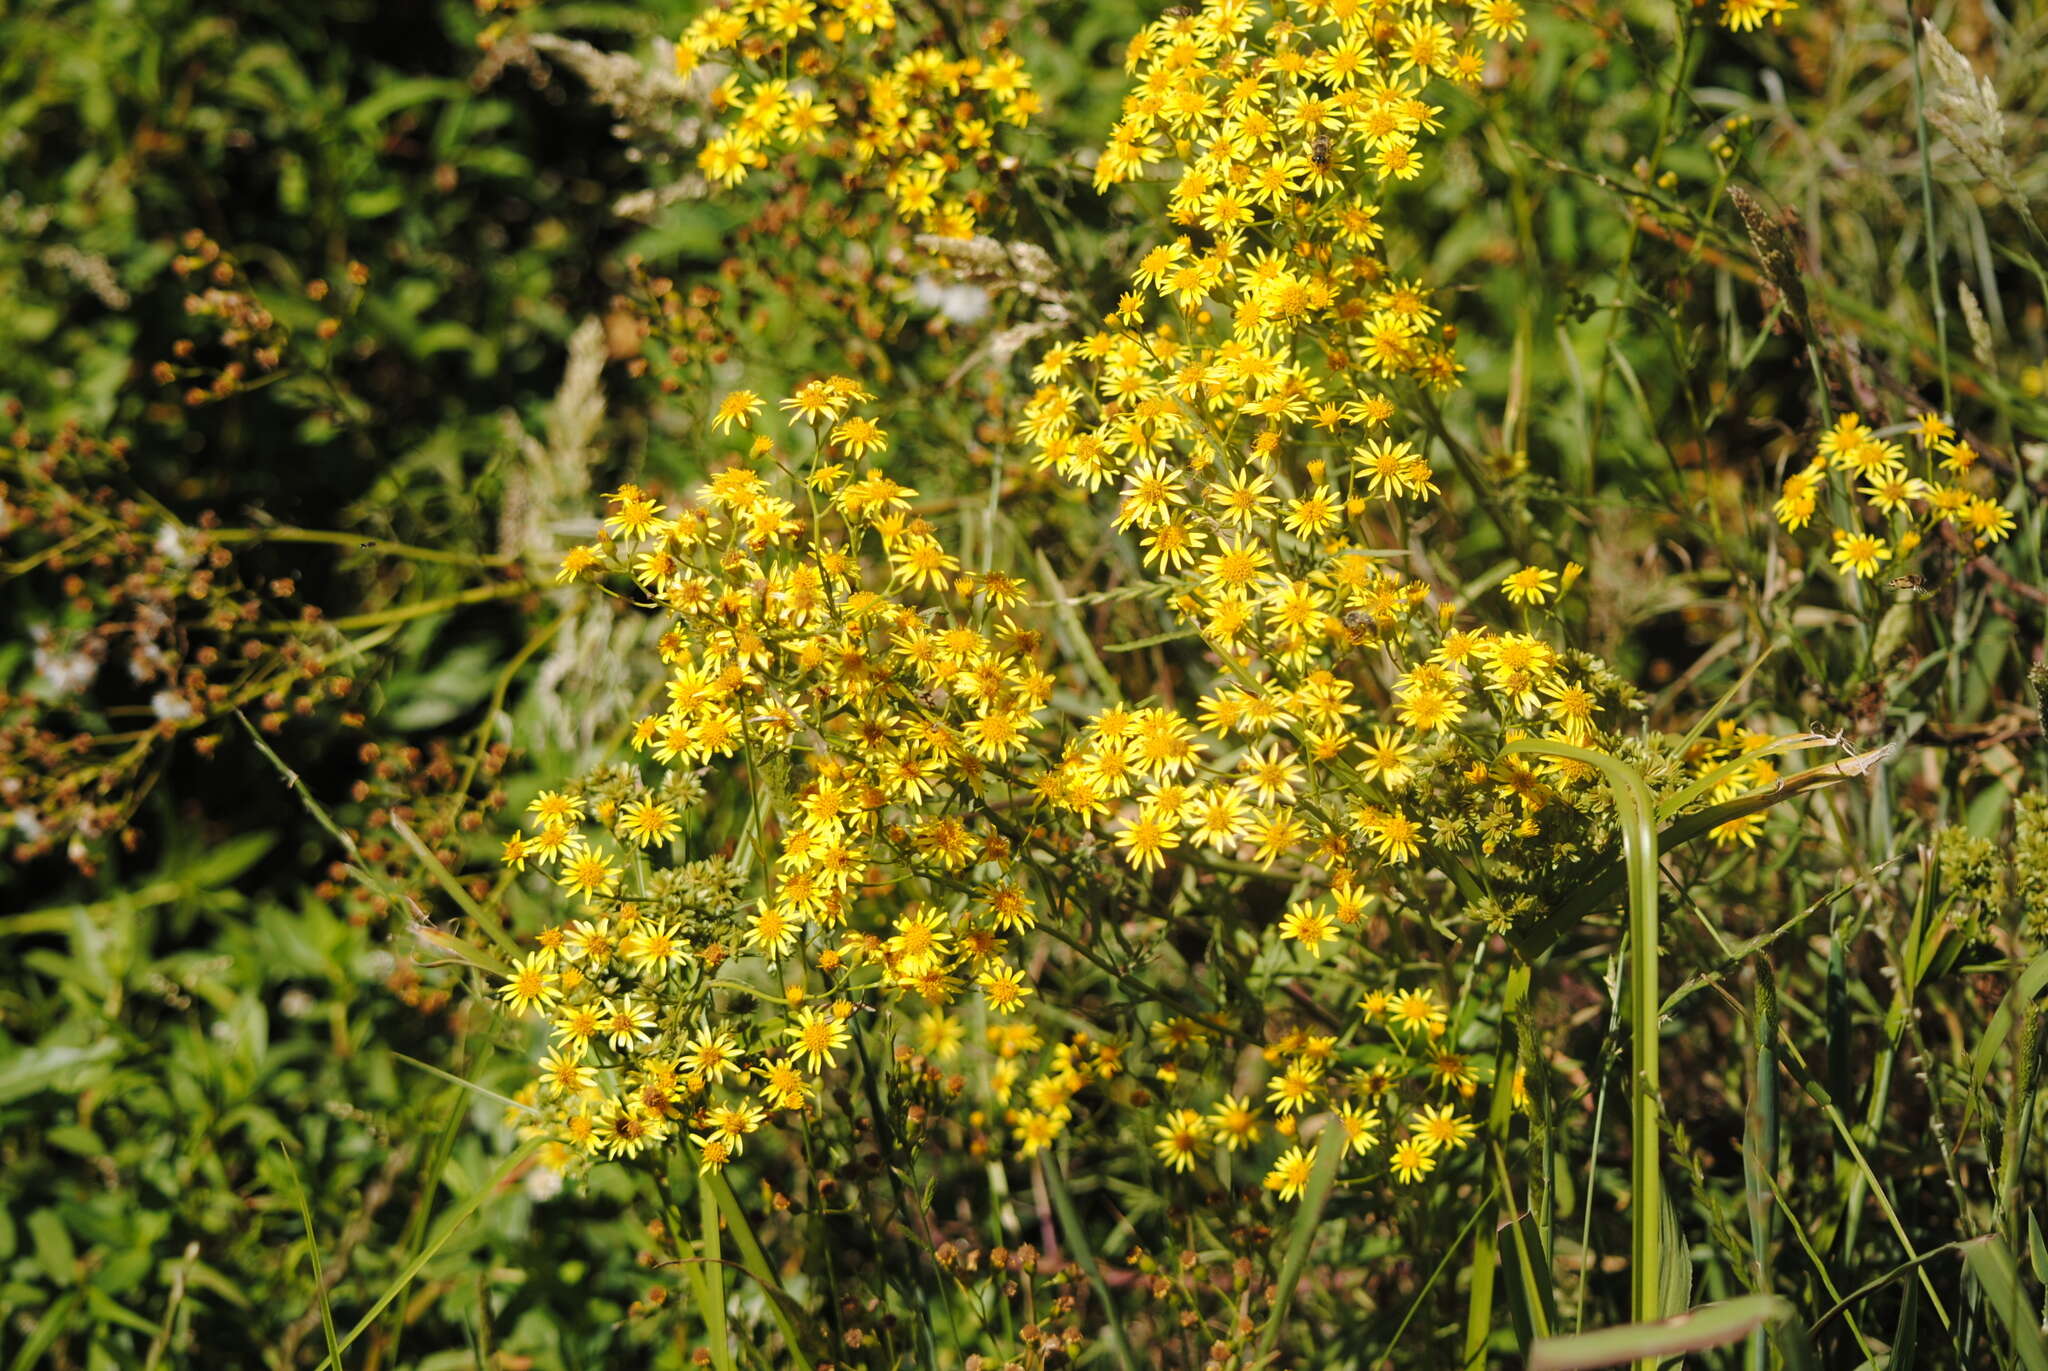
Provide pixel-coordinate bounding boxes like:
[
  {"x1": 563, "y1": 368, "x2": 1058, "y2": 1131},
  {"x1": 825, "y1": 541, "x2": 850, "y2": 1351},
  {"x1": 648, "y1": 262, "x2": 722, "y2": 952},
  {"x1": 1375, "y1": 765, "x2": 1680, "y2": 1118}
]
[{"x1": 3, "y1": 0, "x2": 2044, "y2": 1368}]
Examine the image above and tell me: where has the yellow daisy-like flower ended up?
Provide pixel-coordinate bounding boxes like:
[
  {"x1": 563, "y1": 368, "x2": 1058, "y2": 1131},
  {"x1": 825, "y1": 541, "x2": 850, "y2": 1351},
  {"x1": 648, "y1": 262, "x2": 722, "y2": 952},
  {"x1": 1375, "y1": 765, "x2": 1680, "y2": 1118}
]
[
  {"x1": 1828, "y1": 529, "x2": 1891, "y2": 579},
  {"x1": 1207, "y1": 1093, "x2": 1264, "y2": 1152},
  {"x1": 1501, "y1": 565, "x2": 1558, "y2": 606},
  {"x1": 1388, "y1": 988, "x2": 1447, "y2": 1035},
  {"x1": 1410, "y1": 1102, "x2": 1478, "y2": 1154},
  {"x1": 1389, "y1": 1137, "x2": 1438, "y2": 1184},
  {"x1": 1278, "y1": 902, "x2": 1337, "y2": 958},
  {"x1": 1153, "y1": 1108, "x2": 1207, "y2": 1173},
  {"x1": 786, "y1": 1005, "x2": 851, "y2": 1071},
  {"x1": 618, "y1": 798, "x2": 681, "y2": 848},
  {"x1": 712, "y1": 389, "x2": 765, "y2": 433},
  {"x1": 977, "y1": 962, "x2": 1033, "y2": 1013},
  {"x1": 1263, "y1": 1145, "x2": 1317, "y2": 1201},
  {"x1": 556, "y1": 850, "x2": 621, "y2": 902},
  {"x1": 495, "y1": 952, "x2": 559, "y2": 1016}
]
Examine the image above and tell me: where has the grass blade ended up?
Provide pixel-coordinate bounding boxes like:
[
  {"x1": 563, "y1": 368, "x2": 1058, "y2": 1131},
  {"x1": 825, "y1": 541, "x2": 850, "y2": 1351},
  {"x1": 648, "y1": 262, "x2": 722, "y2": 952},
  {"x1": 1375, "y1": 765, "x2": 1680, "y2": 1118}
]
[
  {"x1": 1509, "y1": 741, "x2": 1896, "y2": 959},
  {"x1": 1961, "y1": 1235, "x2": 2048, "y2": 1371},
  {"x1": 1527, "y1": 1295, "x2": 1794, "y2": 1370},
  {"x1": 277, "y1": 1143, "x2": 344, "y2": 1371},
  {"x1": 705, "y1": 1169, "x2": 820, "y2": 1370},
  {"x1": 1502, "y1": 739, "x2": 1663, "y2": 1363},
  {"x1": 1890, "y1": 1279, "x2": 1920, "y2": 1371},
  {"x1": 1042, "y1": 1145, "x2": 1140, "y2": 1371},
  {"x1": 1255, "y1": 1115, "x2": 1347, "y2": 1363},
  {"x1": 700, "y1": 1170, "x2": 732, "y2": 1371},
  {"x1": 1968, "y1": 945, "x2": 2048, "y2": 1120},
  {"x1": 1744, "y1": 962, "x2": 1781, "y2": 1371},
  {"x1": 310, "y1": 1137, "x2": 545, "y2": 1371}
]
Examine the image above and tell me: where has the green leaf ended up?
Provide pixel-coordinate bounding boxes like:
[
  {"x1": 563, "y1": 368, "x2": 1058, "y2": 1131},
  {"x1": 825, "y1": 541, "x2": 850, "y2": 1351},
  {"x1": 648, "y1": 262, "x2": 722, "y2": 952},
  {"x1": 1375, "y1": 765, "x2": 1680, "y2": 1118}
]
[
  {"x1": 308, "y1": 1139, "x2": 547, "y2": 1371},
  {"x1": 7, "y1": 1289, "x2": 81, "y2": 1371},
  {"x1": 27, "y1": 1208, "x2": 77, "y2": 1283},
  {"x1": 1657, "y1": 1188, "x2": 1692, "y2": 1324},
  {"x1": 1527, "y1": 1295, "x2": 1796, "y2": 1370},
  {"x1": 1969, "y1": 946, "x2": 2048, "y2": 1105},
  {"x1": 0, "y1": 1040, "x2": 120, "y2": 1106},
  {"x1": 1256, "y1": 1118, "x2": 1348, "y2": 1362},
  {"x1": 704, "y1": 1170, "x2": 821, "y2": 1370},
  {"x1": 1961, "y1": 1235, "x2": 2048, "y2": 1371},
  {"x1": 277, "y1": 1144, "x2": 343, "y2": 1371},
  {"x1": 384, "y1": 641, "x2": 500, "y2": 731},
  {"x1": 699, "y1": 1174, "x2": 731, "y2": 1371},
  {"x1": 1041, "y1": 1147, "x2": 1138, "y2": 1371}
]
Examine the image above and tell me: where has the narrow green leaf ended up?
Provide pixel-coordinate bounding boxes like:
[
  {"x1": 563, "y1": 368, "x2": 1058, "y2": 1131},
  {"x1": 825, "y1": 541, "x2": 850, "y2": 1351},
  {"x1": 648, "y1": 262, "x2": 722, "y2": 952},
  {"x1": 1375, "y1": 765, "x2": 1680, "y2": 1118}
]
[
  {"x1": 1890, "y1": 1278, "x2": 1920, "y2": 1371},
  {"x1": 7, "y1": 1289, "x2": 81, "y2": 1371},
  {"x1": 390, "y1": 1052, "x2": 536, "y2": 1117},
  {"x1": 1509, "y1": 742, "x2": 1894, "y2": 958},
  {"x1": 1657, "y1": 1188, "x2": 1692, "y2": 1324},
  {"x1": 1961, "y1": 1235, "x2": 2048, "y2": 1371},
  {"x1": 1042, "y1": 1146, "x2": 1140, "y2": 1371},
  {"x1": 1465, "y1": 1201, "x2": 1500, "y2": 1368},
  {"x1": 309, "y1": 1138, "x2": 545, "y2": 1371},
  {"x1": 389, "y1": 814, "x2": 518, "y2": 965},
  {"x1": 1527, "y1": 1295, "x2": 1795, "y2": 1370},
  {"x1": 705, "y1": 1170, "x2": 820, "y2": 1370},
  {"x1": 1969, "y1": 947, "x2": 2048, "y2": 1110},
  {"x1": 700, "y1": 1172, "x2": 732, "y2": 1371},
  {"x1": 1502, "y1": 738, "x2": 1662, "y2": 1363},
  {"x1": 277, "y1": 1144, "x2": 343, "y2": 1371}
]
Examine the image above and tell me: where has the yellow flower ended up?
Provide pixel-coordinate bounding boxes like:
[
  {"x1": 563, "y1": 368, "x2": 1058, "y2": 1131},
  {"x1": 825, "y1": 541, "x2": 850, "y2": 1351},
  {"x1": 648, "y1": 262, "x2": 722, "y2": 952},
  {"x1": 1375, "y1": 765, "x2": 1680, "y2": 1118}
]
[
  {"x1": 1501, "y1": 565, "x2": 1558, "y2": 606},
  {"x1": 1278, "y1": 903, "x2": 1336, "y2": 959},
  {"x1": 1828, "y1": 529, "x2": 1891, "y2": 579},
  {"x1": 496, "y1": 953, "x2": 559, "y2": 1016},
  {"x1": 556, "y1": 851, "x2": 620, "y2": 903},
  {"x1": 977, "y1": 962, "x2": 1033, "y2": 1014},
  {"x1": 1410, "y1": 1102, "x2": 1477, "y2": 1153},
  {"x1": 1207, "y1": 1094, "x2": 1263, "y2": 1152},
  {"x1": 1153, "y1": 1109, "x2": 1207, "y2": 1173},
  {"x1": 786, "y1": 1006, "x2": 850, "y2": 1072},
  {"x1": 618, "y1": 798, "x2": 680, "y2": 848},
  {"x1": 712, "y1": 389, "x2": 764, "y2": 433},
  {"x1": 1388, "y1": 988, "x2": 1446, "y2": 1035},
  {"x1": 1336, "y1": 1104, "x2": 1383, "y2": 1155},
  {"x1": 1389, "y1": 1138, "x2": 1438, "y2": 1184},
  {"x1": 1113, "y1": 808, "x2": 1181, "y2": 871},
  {"x1": 1263, "y1": 1145, "x2": 1317, "y2": 1201}
]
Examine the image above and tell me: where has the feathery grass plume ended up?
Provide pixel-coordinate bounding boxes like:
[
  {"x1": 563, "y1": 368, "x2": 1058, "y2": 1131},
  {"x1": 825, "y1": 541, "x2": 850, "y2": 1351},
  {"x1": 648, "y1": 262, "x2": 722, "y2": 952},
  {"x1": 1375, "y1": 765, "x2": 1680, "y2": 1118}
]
[
  {"x1": 498, "y1": 316, "x2": 606, "y2": 567},
  {"x1": 1727, "y1": 184, "x2": 1810, "y2": 332},
  {"x1": 1919, "y1": 20, "x2": 2022, "y2": 204},
  {"x1": 526, "y1": 34, "x2": 703, "y2": 152},
  {"x1": 1957, "y1": 281, "x2": 1995, "y2": 370}
]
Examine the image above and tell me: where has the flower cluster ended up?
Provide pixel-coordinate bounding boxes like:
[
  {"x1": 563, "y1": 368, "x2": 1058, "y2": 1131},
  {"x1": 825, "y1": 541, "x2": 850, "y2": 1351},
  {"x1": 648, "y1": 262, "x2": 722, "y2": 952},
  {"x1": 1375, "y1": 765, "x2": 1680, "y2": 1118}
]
[
  {"x1": 1017, "y1": 3, "x2": 1696, "y2": 920},
  {"x1": 1775, "y1": 411, "x2": 2017, "y2": 579},
  {"x1": 676, "y1": 0, "x2": 1036, "y2": 239},
  {"x1": 497, "y1": 375, "x2": 1072, "y2": 1167},
  {"x1": 492, "y1": 0, "x2": 1817, "y2": 1202}
]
